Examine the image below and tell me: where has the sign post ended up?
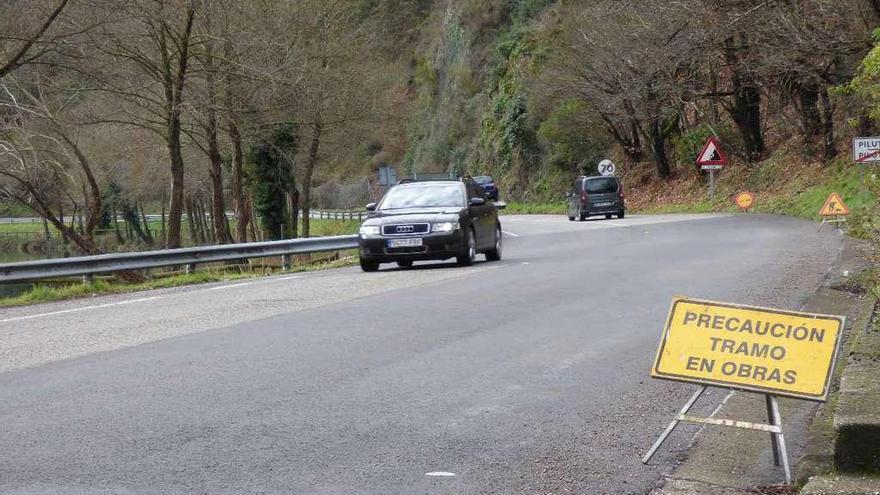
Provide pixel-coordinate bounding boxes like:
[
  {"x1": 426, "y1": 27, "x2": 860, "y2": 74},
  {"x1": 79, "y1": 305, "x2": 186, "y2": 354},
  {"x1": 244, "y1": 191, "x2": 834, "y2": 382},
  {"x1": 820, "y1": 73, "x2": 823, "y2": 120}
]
[
  {"x1": 696, "y1": 137, "x2": 728, "y2": 201},
  {"x1": 642, "y1": 297, "x2": 845, "y2": 484}
]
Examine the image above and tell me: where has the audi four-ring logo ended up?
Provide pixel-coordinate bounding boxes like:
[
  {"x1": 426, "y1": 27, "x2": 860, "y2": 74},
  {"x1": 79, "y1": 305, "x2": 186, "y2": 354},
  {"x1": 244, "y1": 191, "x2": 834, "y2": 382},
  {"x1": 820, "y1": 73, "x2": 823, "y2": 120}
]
[{"x1": 395, "y1": 225, "x2": 415, "y2": 233}]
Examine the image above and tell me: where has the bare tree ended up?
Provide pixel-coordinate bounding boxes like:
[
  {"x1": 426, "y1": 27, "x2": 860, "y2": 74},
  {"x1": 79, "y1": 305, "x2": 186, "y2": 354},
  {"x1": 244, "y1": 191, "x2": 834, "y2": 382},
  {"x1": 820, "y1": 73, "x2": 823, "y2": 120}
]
[
  {"x1": 277, "y1": 0, "x2": 383, "y2": 236},
  {"x1": 0, "y1": 75, "x2": 104, "y2": 252},
  {"x1": 543, "y1": 1, "x2": 704, "y2": 178},
  {"x1": 79, "y1": 0, "x2": 199, "y2": 248},
  {"x1": 0, "y1": 0, "x2": 70, "y2": 78}
]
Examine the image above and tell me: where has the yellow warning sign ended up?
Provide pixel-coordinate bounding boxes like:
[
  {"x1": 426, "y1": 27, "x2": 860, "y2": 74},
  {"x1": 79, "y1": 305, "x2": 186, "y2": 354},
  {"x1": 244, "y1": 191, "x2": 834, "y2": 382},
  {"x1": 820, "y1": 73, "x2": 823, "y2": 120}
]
[
  {"x1": 651, "y1": 298, "x2": 844, "y2": 401},
  {"x1": 734, "y1": 191, "x2": 755, "y2": 210},
  {"x1": 819, "y1": 192, "x2": 850, "y2": 216}
]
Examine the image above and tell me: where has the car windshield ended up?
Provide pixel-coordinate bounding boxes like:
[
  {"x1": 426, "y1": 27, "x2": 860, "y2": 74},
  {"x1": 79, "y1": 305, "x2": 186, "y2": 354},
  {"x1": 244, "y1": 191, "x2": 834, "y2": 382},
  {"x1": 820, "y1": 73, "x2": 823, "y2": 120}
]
[
  {"x1": 473, "y1": 176, "x2": 493, "y2": 185},
  {"x1": 584, "y1": 178, "x2": 618, "y2": 194},
  {"x1": 379, "y1": 184, "x2": 465, "y2": 209}
]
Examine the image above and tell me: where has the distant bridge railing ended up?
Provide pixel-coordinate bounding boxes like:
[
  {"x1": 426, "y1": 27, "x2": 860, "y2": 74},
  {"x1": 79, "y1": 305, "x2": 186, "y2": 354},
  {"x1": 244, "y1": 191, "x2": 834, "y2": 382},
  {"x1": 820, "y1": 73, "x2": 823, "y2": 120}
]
[{"x1": 0, "y1": 235, "x2": 360, "y2": 284}]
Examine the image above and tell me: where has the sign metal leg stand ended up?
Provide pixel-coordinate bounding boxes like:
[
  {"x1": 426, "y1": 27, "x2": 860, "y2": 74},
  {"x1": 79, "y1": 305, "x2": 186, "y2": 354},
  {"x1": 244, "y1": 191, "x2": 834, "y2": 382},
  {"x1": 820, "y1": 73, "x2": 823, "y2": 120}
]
[
  {"x1": 765, "y1": 394, "x2": 780, "y2": 466},
  {"x1": 768, "y1": 395, "x2": 792, "y2": 485},
  {"x1": 709, "y1": 170, "x2": 716, "y2": 202},
  {"x1": 642, "y1": 386, "x2": 706, "y2": 464},
  {"x1": 642, "y1": 388, "x2": 792, "y2": 485}
]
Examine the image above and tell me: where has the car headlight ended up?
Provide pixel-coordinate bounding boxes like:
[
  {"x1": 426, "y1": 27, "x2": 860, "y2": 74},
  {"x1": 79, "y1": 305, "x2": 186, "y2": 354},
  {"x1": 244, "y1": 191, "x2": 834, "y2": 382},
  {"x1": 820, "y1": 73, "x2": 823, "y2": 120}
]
[
  {"x1": 432, "y1": 221, "x2": 458, "y2": 233},
  {"x1": 359, "y1": 225, "x2": 380, "y2": 236}
]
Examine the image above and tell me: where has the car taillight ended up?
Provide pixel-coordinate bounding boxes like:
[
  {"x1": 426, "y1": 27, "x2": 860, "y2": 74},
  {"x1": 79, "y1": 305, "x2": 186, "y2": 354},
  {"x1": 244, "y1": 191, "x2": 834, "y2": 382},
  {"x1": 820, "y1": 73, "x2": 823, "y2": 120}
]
[
  {"x1": 581, "y1": 191, "x2": 589, "y2": 204},
  {"x1": 619, "y1": 185, "x2": 625, "y2": 200}
]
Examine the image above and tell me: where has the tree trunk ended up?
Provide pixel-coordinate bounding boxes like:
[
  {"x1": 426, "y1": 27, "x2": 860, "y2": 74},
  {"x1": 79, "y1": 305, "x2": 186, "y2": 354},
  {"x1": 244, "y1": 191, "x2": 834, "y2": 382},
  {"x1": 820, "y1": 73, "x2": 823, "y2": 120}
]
[
  {"x1": 798, "y1": 85, "x2": 821, "y2": 144},
  {"x1": 199, "y1": 200, "x2": 213, "y2": 243},
  {"x1": 820, "y1": 89, "x2": 837, "y2": 160},
  {"x1": 301, "y1": 122, "x2": 322, "y2": 238},
  {"x1": 248, "y1": 195, "x2": 259, "y2": 242},
  {"x1": 649, "y1": 118, "x2": 672, "y2": 179},
  {"x1": 228, "y1": 122, "x2": 248, "y2": 243},
  {"x1": 207, "y1": 125, "x2": 231, "y2": 244},
  {"x1": 59, "y1": 133, "x2": 101, "y2": 243},
  {"x1": 291, "y1": 189, "x2": 300, "y2": 239},
  {"x1": 202, "y1": 36, "x2": 232, "y2": 245},
  {"x1": 724, "y1": 36, "x2": 765, "y2": 160},
  {"x1": 166, "y1": 131, "x2": 185, "y2": 248},
  {"x1": 629, "y1": 120, "x2": 643, "y2": 162},
  {"x1": 709, "y1": 70, "x2": 720, "y2": 123},
  {"x1": 162, "y1": 7, "x2": 195, "y2": 249},
  {"x1": 140, "y1": 202, "x2": 154, "y2": 245},
  {"x1": 160, "y1": 188, "x2": 167, "y2": 246},
  {"x1": 186, "y1": 197, "x2": 201, "y2": 244}
]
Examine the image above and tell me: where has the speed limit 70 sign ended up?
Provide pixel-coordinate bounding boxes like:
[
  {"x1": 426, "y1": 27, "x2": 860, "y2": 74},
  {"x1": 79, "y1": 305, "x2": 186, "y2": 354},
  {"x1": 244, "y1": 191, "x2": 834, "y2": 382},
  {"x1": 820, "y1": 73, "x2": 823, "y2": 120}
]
[{"x1": 598, "y1": 159, "x2": 616, "y2": 176}]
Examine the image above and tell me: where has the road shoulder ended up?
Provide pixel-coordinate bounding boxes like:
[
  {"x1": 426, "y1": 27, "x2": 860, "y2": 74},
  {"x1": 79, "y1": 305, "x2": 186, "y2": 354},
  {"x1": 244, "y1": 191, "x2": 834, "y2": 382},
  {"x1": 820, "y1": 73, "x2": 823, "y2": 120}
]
[{"x1": 650, "y1": 237, "x2": 875, "y2": 495}]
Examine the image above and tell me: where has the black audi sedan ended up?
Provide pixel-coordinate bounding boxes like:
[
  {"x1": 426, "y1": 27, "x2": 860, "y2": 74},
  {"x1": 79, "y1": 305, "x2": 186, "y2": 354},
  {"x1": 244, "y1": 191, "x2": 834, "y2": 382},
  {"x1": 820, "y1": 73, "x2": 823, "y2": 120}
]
[{"x1": 357, "y1": 179, "x2": 505, "y2": 272}]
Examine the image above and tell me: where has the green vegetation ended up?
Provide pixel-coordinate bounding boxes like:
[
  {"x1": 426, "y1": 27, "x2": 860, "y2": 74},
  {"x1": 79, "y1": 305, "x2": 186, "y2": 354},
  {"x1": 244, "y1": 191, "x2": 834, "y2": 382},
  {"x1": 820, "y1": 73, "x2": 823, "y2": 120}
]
[
  {"x1": 502, "y1": 201, "x2": 566, "y2": 215},
  {"x1": 247, "y1": 123, "x2": 299, "y2": 240},
  {"x1": 629, "y1": 151, "x2": 878, "y2": 239}
]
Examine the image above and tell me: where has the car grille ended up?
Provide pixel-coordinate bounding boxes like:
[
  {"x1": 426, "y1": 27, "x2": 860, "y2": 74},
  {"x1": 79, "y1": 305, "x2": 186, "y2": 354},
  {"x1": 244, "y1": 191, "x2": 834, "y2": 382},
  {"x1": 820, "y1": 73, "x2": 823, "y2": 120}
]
[
  {"x1": 382, "y1": 223, "x2": 430, "y2": 236},
  {"x1": 386, "y1": 246, "x2": 427, "y2": 254}
]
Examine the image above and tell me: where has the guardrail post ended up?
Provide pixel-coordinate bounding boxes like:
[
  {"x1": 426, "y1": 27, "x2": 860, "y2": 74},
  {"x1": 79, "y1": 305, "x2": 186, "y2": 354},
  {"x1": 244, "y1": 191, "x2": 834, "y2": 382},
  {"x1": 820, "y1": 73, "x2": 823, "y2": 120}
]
[
  {"x1": 281, "y1": 254, "x2": 291, "y2": 271},
  {"x1": 185, "y1": 263, "x2": 196, "y2": 275},
  {"x1": 82, "y1": 274, "x2": 93, "y2": 284}
]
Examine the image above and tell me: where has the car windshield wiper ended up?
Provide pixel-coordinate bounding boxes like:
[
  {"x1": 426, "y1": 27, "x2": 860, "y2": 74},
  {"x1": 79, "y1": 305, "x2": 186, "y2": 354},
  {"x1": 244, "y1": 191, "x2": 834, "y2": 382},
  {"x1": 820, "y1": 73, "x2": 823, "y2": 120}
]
[{"x1": 381, "y1": 205, "x2": 455, "y2": 210}]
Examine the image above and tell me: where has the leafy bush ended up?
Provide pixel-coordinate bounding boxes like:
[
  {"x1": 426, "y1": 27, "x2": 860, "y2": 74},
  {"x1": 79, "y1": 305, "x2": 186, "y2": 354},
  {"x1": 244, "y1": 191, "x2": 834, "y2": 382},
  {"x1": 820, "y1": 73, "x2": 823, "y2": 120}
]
[
  {"x1": 246, "y1": 123, "x2": 298, "y2": 240},
  {"x1": 537, "y1": 99, "x2": 609, "y2": 175}
]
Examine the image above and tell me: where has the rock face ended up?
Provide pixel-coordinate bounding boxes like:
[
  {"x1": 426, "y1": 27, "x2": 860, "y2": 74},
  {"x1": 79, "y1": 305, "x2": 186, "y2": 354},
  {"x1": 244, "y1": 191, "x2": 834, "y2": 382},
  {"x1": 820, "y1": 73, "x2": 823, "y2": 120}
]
[{"x1": 833, "y1": 328, "x2": 880, "y2": 473}]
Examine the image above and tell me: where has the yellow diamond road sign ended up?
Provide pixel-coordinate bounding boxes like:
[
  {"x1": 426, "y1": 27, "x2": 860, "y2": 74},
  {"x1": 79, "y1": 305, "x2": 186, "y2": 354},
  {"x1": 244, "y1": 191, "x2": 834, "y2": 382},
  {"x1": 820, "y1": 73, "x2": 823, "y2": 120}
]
[
  {"x1": 819, "y1": 192, "x2": 850, "y2": 216},
  {"x1": 651, "y1": 298, "x2": 844, "y2": 401}
]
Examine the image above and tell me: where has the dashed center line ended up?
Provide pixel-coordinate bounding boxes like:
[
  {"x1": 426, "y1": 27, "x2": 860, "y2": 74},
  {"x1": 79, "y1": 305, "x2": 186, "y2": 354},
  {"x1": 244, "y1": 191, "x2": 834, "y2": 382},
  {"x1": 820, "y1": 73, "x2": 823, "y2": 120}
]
[{"x1": 0, "y1": 296, "x2": 161, "y2": 324}]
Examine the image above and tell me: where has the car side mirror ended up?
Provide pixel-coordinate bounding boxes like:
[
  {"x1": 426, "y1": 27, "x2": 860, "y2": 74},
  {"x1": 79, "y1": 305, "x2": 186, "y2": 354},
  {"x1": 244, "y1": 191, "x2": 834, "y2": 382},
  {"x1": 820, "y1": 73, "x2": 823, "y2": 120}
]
[
  {"x1": 365, "y1": 202, "x2": 377, "y2": 211},
  {"x1": 469, "y1": 197, "x2": 486, "y2": 206},
  {"x1": 493, "y1": 201, "x2": 507, "y2": 210},
  {"x1": 566, "y1": 192, "x2": 574, "y2": 198}
]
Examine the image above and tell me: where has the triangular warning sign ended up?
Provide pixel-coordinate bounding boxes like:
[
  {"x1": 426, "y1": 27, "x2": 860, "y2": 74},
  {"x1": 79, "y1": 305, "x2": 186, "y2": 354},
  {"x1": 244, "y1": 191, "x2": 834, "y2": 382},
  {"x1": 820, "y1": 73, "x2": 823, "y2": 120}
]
[
  {"x1": 819, "y1": 192, "x2": 850, "y2": 216},
  {"x1": 696, "y1": 137, "x2": 728, "y2": 166}
]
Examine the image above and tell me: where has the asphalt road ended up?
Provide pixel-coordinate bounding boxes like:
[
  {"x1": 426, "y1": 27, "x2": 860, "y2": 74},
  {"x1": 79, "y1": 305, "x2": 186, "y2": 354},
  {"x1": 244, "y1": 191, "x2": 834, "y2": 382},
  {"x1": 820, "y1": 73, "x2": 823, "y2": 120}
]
[{"x1": 0, "y1": 214, "x2": 842, "y2": 494}]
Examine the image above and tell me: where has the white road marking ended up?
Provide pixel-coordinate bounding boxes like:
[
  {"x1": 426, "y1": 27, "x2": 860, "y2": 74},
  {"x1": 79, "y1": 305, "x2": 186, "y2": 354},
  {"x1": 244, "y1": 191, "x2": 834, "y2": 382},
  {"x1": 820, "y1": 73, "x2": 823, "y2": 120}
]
[
  {"x1": 0, "y1": 296, "x2": 161, "y2": 324},
  {"x1": 502, "y1": 230, "x2": 520, "y2": 237},
  {"x1": 206, "y1": 281, "x2": 259, "y2": 291},
  {"x1": 425, "y1": 472, "x2": 456, "y2": 477},
  {"x1": 205, "y1": 275, "x2": 303, "y2": 291},
  {"x1": 521, "y1": 262, "x2": 530, "y2": 265}
]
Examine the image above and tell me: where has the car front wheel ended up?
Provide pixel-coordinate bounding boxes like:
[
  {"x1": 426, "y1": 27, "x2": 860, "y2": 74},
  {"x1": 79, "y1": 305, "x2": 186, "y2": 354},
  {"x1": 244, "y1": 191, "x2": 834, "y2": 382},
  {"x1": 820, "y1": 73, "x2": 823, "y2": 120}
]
[
  {"x1": 457, "y1": 228, "x2": 476, "y2": 266},
  {"x1": 360, "y1": 257, "x2": 379, "y2": 272}
]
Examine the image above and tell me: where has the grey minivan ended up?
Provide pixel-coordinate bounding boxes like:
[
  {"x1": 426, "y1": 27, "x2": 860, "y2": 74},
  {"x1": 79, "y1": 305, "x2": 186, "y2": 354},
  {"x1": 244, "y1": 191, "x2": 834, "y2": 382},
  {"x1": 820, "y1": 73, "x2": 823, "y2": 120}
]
[{"x1": 567, "y1": 176, "x2": 625, "y2": 221}]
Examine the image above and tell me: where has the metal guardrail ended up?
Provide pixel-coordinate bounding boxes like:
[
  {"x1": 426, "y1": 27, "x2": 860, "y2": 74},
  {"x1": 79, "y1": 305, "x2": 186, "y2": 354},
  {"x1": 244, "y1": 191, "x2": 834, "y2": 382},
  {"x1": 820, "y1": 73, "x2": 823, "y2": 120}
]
[
  {"x1": 2, "y1": 211, "x2": 366, "y2": 224},
  {"x1": 0, "y1": 235, "x2": 360, "y2": 283},
  {"x1": 309, "y1": 209, "x2": 367, "y2": 221}
]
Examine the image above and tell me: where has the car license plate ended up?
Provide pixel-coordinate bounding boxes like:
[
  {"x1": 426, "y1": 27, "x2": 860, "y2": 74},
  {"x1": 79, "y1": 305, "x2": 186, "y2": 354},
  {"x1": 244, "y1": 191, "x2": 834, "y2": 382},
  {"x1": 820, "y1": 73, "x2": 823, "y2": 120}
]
[
  {"x1": 596, "y1": 202, "x2": 612, "y2": 207},
  {"x1": 388, "y1": 238, "x2": 423, "y2": 248}
]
